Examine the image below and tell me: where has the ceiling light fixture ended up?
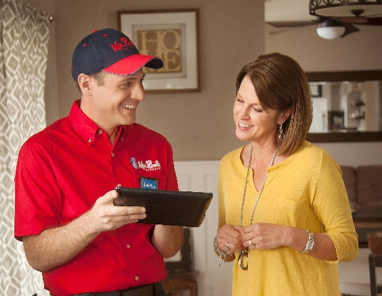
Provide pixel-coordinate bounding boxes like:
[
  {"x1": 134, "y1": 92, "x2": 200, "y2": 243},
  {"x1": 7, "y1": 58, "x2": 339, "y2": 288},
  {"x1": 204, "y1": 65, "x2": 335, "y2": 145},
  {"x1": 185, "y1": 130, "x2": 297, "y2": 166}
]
[
  {"x1": 316, "y1": 18, "x2": 346, "y2": 39},
  {"x1": 309, "y1": 0, "x2": 382, "y2": 18}
]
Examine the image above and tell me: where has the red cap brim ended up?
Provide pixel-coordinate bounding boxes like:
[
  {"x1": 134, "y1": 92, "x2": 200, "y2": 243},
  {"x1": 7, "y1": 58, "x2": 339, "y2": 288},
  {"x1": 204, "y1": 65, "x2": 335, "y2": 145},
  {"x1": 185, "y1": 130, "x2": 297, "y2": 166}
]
[{"x1": 103, "y1": 54, "x2": 163, "y2": 75}]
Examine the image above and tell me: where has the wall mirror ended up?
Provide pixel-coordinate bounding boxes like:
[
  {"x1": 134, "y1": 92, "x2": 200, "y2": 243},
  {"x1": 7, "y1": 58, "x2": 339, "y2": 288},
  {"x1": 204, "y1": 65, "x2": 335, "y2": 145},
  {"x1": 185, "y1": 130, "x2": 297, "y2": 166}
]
[{"x1": 306, "y1": 70, "x2": 382, "y2": 142}]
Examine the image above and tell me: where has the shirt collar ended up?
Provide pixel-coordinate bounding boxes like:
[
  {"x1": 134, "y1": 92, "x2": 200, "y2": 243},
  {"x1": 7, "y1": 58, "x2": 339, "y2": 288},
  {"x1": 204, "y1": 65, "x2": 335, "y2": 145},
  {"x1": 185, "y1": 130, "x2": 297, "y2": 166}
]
[
  {"x1": 69, "y1": 100, "x2": 129, "y2": 146},
  {"x1": 69, "y1": 99, "x2": 101, "y2": 146}
]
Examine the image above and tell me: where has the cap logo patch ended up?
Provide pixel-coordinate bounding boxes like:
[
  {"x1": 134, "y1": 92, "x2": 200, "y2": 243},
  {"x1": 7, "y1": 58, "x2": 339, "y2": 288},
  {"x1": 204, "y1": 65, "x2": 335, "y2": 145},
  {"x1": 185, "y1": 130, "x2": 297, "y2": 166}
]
[{"x1": 111, "y1": 37, "x2": 135, "y2": 53}]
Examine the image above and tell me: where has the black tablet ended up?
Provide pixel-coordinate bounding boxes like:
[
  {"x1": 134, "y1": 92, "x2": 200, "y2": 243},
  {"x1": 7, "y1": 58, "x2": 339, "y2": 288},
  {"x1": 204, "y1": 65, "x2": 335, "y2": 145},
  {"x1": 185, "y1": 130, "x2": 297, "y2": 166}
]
[{"x1": 113, "y1": 187, "x2": 213, "y2": 227}]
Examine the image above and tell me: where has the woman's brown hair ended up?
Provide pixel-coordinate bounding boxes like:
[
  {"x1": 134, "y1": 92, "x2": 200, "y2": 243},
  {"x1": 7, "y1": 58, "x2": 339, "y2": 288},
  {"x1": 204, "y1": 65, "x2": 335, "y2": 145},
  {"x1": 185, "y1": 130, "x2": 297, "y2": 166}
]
[{"x1": 236, "y1": 52, "x2": 312, "y2": 155}]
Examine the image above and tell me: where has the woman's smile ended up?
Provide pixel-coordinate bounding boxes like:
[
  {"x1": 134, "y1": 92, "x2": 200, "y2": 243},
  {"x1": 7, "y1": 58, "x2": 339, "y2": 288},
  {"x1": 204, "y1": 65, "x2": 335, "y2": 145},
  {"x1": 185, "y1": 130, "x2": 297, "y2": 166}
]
[{"x1": 238, "y1": 121, "x2": 253, "y2": 129}]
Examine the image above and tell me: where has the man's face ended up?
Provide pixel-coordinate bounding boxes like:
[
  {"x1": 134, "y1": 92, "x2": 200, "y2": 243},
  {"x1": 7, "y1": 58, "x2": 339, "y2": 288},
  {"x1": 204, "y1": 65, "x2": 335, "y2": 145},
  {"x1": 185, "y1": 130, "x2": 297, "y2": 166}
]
[{"x1": 88, "y1": 69, "x2": 145, "y2": 131}]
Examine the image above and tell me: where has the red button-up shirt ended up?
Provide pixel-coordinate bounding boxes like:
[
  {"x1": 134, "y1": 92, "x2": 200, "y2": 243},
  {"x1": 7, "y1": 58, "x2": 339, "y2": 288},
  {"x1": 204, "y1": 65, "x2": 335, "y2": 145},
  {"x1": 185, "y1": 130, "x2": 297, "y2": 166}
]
[{"x1": 14, "y1": 100, "x2": 178, "y2": 296}]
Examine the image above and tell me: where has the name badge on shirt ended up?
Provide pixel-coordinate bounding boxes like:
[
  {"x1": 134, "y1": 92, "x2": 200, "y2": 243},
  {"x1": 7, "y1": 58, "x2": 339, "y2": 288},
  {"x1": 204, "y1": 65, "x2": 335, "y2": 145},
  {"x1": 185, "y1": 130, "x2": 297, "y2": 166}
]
[{"x1": 140, "y1": 177, "x2": 158, "y2": 190}]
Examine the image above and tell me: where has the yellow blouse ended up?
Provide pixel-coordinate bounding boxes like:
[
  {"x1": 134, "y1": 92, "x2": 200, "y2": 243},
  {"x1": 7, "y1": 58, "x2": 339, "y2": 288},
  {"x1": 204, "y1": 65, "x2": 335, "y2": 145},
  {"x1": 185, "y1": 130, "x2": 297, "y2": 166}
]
[{"x1": 218, "y1": 141, "x2": 358, "y2": 296}]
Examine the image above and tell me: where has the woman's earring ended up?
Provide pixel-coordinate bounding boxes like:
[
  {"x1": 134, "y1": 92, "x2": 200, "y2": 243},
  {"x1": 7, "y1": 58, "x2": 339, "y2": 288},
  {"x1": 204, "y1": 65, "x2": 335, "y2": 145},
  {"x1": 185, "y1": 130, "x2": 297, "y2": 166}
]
[{"x1": 278, "y1": 123, "x2": 284, "y2": 140}]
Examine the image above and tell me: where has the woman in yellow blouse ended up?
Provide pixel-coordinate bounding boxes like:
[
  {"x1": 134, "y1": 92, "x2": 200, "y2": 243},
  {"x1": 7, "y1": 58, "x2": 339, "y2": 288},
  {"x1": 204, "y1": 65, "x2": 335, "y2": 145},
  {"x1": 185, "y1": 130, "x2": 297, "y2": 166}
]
[{"x1": 214, "y1": 52, "x2": 358, "y2": 295}]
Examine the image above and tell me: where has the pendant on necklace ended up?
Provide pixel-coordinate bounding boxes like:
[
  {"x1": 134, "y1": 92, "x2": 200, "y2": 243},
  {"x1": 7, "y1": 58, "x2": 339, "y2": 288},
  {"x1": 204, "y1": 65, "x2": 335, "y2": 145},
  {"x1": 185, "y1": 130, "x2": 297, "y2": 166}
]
[
  {"x1": 237, "y1": 142, "x2": 282, "y2": 271},
  {"x1": 238, "y1": 247, "x2": 249, "y2": 270}
]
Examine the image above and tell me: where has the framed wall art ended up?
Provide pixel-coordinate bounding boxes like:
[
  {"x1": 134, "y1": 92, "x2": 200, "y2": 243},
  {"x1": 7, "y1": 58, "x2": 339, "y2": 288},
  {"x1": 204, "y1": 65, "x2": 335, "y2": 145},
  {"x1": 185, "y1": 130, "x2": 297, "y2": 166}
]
[
  {"x1": 328, "y1": 110, "x2": 345, "y2": 131},
  {"x1": 118, "y1": 9, "x2": 200, "y2": 93},
  {"x1": 310, "y1": 83, "x2": 322, "y2": 97}
]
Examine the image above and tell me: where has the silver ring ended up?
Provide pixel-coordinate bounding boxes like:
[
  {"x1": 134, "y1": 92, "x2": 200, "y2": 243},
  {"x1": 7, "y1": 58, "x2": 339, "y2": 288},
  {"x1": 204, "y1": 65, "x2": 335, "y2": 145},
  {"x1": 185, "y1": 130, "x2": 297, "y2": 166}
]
[
  {"x1": 248, "y1": 239, "x2": 253, "y2": 248},
  {"x1": 225, "y1": 242, "x2": 230, "y2": 251}
]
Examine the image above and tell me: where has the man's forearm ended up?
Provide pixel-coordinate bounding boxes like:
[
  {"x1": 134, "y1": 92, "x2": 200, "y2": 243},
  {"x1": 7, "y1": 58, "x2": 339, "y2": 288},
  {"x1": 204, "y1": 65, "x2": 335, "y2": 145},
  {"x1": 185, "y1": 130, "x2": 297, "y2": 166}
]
[
  {"x1": 22, "y1": 190, "x2": 148, "y2": 272},
  {"x1": 151, "y1": 225, "x2": 184, "y2": 258},
  {"x1": 23, "y1": 211, "x2": 99, "y2": 272}
]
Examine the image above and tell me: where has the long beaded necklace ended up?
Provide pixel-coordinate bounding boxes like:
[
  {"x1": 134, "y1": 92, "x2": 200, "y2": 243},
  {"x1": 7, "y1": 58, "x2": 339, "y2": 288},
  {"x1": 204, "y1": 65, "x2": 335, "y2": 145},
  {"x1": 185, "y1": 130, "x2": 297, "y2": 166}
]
[{"x1": 238, "y1": 142, "x2": 281, "y2": 271}]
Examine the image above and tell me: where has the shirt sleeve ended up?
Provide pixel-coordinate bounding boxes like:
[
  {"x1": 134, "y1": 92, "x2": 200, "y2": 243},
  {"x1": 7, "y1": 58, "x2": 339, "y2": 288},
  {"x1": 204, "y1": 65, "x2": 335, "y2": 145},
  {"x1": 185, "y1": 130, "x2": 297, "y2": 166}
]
[
  {"x1": 164, "y1": 140, "x2": 178, "y2": 191},
  {"x1": 14, "y1": 140, "x2": 61, "y2": 240},
  {"x1": 313, "y1": 150, "x2": 359, "y2": 262}
]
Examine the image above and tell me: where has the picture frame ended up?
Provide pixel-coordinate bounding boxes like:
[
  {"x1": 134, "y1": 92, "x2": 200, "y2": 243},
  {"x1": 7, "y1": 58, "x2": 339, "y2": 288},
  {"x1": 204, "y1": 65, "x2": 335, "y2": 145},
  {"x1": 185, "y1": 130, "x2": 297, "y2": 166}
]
[
  {"x1": 118, "y1": 9, "x2": 200, "y2": 93},
  {"x1": 328, "y1": 110, "x2": 345, "y2": 131},
  {"x1": 310, "y1": 83, "x2": 322, "y2": 97}
]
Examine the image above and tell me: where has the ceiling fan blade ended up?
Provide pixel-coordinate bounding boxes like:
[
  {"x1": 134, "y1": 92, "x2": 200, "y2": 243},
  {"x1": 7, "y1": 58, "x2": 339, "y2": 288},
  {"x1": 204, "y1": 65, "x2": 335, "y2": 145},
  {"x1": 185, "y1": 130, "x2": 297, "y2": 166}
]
[
  {"x1": 341, "y1": 24, "x2": 360, "y2": 37},
  {"x1": 267, "y1": 24, "x2": 318, "y2": 36},
  {"x1": 268, "y1": 27, "x2": 297, "y2": 35},
  {"x1": 337, "y1": 17, "x2": 368, "y2": 24},
  {"x1": 360, "y1": 17, "x2": 382, "y2": 26},
  {"x1": 266, "y1": 20, "x2": 319, "y2": 28},
  {"x1": 266, "y1": 19, "x2": 319, "y2": 36},
  {"x1": 337, "y1": 16, "x2": 382, "y2": 26}
]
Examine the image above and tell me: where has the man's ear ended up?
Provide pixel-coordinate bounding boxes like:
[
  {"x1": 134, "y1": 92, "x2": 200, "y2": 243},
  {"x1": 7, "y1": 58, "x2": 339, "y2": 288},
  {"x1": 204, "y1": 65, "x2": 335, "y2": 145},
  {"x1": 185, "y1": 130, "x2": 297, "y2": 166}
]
[{"x1": 77, "y1": 74, "x2": 92, "y2": 95}]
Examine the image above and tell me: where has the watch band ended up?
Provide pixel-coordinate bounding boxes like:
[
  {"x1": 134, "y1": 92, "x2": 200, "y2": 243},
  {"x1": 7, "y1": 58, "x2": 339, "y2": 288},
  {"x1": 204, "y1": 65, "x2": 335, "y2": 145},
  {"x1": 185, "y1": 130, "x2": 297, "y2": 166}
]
[{"x1": 301, "y1": 230, "x2": 315, "y2": 254}]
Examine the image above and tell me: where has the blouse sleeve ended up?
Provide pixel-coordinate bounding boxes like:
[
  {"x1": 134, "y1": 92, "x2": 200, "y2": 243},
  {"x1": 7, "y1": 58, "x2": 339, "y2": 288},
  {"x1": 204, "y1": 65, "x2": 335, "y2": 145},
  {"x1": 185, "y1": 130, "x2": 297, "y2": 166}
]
[
  {"x1": 217, "y1": 159, "x2": 227, "y2": 229},
  {"x1": 313, "y1": 150, "x2": 359, "y2": 262}
]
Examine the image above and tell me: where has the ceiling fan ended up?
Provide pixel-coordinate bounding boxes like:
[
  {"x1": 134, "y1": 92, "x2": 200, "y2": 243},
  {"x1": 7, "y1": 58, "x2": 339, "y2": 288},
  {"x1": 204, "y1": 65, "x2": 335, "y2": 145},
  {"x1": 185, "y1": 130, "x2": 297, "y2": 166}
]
[
  {"x1": 267, "y1": 15, "x2": 382, "y2": 39},
  {"x1": 267, "y1": 0, "x2": 382, "y2": 39}
]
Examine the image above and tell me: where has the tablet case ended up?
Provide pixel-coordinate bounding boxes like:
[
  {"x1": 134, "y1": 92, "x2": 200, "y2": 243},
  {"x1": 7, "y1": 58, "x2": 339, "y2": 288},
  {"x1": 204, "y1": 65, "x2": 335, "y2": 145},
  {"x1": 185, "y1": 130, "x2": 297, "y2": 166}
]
[{"x1": 114, "y1": 187, "x2": 213, "y2": 227}]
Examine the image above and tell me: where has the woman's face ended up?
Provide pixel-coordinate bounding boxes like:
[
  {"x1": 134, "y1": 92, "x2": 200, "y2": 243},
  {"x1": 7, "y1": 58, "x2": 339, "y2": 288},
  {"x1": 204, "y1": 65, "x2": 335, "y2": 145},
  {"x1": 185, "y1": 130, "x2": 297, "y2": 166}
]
[{"x1": 233, "y1": 75, "x2": 283, "y2": 144}]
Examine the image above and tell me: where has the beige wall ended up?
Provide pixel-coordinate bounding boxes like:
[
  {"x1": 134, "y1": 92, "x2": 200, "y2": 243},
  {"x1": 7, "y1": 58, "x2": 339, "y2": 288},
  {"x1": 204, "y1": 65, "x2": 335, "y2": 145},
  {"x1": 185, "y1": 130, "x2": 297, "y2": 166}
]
[
  {"x1": 265, "y1": 21, "x2": 382, "y2": 166},
  {"x1": 48, "y1": 0, "x2": 264, "y2": 161},
  {"x1": 265, "y1": 22, "x2": 382, "y2": 71},
  {"x1": 24, "y1": 1, "x2": 382, "y2": 164}
]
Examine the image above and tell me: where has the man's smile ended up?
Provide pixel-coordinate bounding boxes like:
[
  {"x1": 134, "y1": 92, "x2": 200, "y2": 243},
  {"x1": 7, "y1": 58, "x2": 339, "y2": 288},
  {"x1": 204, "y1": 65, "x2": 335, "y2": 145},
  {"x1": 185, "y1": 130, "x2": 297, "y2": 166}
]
[{"x1": 120, "y1": 103, "x2": 136, "y2": 110}]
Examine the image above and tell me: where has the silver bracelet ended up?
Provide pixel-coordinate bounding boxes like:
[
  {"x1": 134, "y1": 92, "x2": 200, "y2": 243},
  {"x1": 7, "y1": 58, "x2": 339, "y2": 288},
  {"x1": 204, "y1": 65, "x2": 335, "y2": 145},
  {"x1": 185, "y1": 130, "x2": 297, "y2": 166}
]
[
  {"x1": 214, "y1": 236, "x2": 233, "y2": 266},
  {"x1": 301, "y1": 230, "x2": 315, "y2": 254}
]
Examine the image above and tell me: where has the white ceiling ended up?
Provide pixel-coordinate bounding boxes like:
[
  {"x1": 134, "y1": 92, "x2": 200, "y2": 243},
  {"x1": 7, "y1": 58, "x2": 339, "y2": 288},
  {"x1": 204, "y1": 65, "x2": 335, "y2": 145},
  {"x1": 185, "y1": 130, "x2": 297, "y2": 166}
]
[{"x1": 265, "y1": 0, "x2": 317, "y2": 22}]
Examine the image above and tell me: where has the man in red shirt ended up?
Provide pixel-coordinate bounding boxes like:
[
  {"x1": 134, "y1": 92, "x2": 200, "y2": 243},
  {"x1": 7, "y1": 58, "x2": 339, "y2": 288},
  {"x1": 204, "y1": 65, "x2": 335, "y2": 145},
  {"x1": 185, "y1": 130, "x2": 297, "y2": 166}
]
[{"x1": 14, "y1": 28, "x2": 184, "y2": 296}]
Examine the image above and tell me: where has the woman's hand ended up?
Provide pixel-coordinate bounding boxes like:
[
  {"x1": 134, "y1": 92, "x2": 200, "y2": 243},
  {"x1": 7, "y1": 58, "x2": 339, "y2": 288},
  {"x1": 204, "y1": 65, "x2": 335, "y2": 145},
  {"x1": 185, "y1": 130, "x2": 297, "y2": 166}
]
[
  {"x1": 241, "y1": 222, "x2": 339, "y2": 261},
  {"x1": 216, "y1": 224, "x2": 245, "y2": 253},
  {"x1": 242, "y1": 223, "x2": 287, "y2": 250}
]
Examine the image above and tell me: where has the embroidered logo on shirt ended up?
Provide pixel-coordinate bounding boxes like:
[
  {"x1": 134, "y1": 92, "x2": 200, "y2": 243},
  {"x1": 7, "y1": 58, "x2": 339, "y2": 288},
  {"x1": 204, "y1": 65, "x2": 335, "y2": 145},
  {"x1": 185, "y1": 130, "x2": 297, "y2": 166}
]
[
  {"x1": 138, "y1": 160, "x2": 161, "y2": 171},
  {"x1": 130, "y1": 157, "x2": 139, "y2": 169}
]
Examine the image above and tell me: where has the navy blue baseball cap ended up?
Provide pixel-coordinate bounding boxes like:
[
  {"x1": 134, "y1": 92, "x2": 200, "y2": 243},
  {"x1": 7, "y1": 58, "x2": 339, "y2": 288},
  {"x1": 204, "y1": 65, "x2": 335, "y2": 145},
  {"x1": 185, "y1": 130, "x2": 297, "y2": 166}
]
[{"x1": 71, "y1": 28, "x2": 163, "y2": 81}]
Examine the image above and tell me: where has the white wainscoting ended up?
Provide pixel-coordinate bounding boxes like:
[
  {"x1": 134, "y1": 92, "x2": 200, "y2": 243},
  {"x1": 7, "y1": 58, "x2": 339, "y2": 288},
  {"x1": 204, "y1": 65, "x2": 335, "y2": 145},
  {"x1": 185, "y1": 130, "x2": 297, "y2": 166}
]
[{"x1": 174, "y1": 161, "x2": 233, "y2": 296}]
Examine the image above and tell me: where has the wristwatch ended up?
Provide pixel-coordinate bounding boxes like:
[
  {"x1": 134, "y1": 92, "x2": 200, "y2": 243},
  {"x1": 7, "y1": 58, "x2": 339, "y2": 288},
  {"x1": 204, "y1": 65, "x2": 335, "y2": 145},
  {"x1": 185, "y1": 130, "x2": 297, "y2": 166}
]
[{"x1": 301, "y1": 230, "x2": 315, "y2": 254}]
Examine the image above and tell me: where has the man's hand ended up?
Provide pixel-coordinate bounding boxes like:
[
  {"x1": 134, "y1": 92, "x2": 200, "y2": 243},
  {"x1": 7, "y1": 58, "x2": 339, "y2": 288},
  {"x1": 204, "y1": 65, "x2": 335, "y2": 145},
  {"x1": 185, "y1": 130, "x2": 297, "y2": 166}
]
[
  {"x1": 23, "y1": 189, "x2": 146, "y2": 272},
  {"x1": 88, "y1": 190, "x2": 147, "y2": 233}
]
